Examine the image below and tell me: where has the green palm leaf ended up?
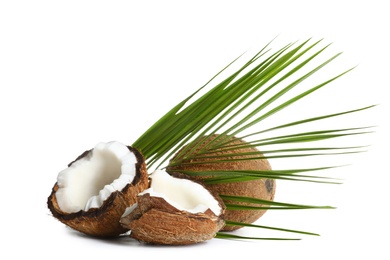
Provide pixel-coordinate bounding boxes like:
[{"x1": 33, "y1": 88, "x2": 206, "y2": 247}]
[
  {"x1": 220, "y1": 194, "x2": 334, "y2": 209},
  {"x1": 224, "y1": 220, "x2": 320, "y2": 236},
  {"x1": 215, "y1": 233, "x2": 301, "y2": 241}
]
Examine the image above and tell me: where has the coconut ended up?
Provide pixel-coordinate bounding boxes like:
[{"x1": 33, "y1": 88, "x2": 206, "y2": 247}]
[
  {"x1": 47, "y1": 141, "x2": 149, "y2": 237},
  {"x1": 167, "y1": 134, "x2": 276, "y2": 231},
  {"x1": 120, "y1": 170, "x2": 225, "y2": 245}
]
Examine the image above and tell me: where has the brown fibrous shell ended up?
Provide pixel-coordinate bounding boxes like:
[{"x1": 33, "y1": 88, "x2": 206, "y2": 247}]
[
  {"x1": 167, "y1": 134, "x2": 276, "y2": 231},
  {"x1": 47, "y1": 146, "x2": 149, "y2": 237}
]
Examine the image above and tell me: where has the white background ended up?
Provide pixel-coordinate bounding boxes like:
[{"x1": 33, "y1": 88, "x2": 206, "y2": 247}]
[{"x1": 1, "y1": 1, "x2": 389, "y2": 259}]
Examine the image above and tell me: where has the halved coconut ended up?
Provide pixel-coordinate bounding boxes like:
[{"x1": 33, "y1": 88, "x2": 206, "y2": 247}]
[
  {"x1": 120, "y1": 170, "x2": 225, "y2": 245},
  {"x1": 47, "y1": 141, "x2": 148, "y2": 237},
  {"x1": 167, "y1": 134, "x2": 276, "y2": 231}
]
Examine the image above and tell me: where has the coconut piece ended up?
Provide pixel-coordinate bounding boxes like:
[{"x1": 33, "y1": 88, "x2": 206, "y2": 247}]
[
  {"x1": 167, "y1": 134, "x2": 276, "y2": 231},
  {"x1": 120, "y1": 170, "x2": 225, "y2": 245},
  {"x1": 47, "y1": 141, "x2": 148, "y2": 237}
]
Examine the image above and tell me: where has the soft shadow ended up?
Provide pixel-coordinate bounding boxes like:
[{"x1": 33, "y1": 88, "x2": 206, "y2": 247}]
[{"x1": 65, "y1": 228, "x2": 207, "y2": 248}]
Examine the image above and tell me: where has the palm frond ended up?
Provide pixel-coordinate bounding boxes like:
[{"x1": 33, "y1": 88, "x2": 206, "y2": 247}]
[
  {"x1": 219, "y1": 195, "x2": 334, "y2": 209},
  {"x1": 224, "y1": 221, "x2": 320, "y2": 236},
  {"x1": 131, "y1": 38, "x2": 374, "y2": 240},
  {"x1": 132, "y1": 39, "x2": 372, "y2": 170},
  {"x1": 215, "y1": 233, "x2": 300, "y2": 241}
]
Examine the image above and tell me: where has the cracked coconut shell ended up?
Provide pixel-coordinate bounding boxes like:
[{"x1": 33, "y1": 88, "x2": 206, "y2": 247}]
[
  {"x1": 120, "y1": 170, "x2": 225, "y2": 245},
  {"x1": 167, "y1": 134, "x2": 276, "y2": 231},
  {"x1": 47, "y1": 142, "x2": 149, "y2": 237}
]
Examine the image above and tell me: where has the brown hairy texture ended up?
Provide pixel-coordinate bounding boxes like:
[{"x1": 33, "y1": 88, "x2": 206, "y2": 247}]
[
  {"x1": 167, "y1": 134, "x2": 276, "y2": 231},
  {"x1": 120, "y1": 193, "x2": 225, "y2": 245},
  {"x1": 47, "y1": 146, "x2": 149, "y2": 237}
]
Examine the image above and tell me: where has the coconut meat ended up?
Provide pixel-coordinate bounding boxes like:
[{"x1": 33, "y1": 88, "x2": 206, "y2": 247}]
[
  {"x1": 55, "y1": 141, "x2": 137, "y2": 213},
  {"x1": 126, "y1": 170, "x2": 221, "y2": 216}
]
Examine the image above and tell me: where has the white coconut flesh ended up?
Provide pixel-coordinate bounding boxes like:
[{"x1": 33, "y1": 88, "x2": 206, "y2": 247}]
[
  {"x1": 55, "y1": 141, "x2": 137, "y2": 213},
  {"x1": 123, "y1": 170, "x2": 221, "y2": 217}
]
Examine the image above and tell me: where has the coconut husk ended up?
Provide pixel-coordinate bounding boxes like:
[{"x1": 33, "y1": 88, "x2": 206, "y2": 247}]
[
  {"x1": 167, "y1": 134, "x2": 276, "y2": 231},
  {"x1": 120, "y1": 193, "x2": 225, "y2": 245},
  {"x1": 47, "y1": 146, "x2": 149, "y2": 237}
]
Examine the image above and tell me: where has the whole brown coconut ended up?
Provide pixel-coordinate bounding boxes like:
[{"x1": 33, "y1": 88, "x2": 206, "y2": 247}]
[
  {"x1": 47, "y1": 142, "x2": 149, "y2": 237},
  {"x1": 167, "y1": 134, "x2": 275, "y2": 231}
]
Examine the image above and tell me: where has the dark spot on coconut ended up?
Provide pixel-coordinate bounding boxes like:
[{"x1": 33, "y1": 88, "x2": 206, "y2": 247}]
[{"x1": 265, "y1": 179, "x2": 273, "y2": 194}]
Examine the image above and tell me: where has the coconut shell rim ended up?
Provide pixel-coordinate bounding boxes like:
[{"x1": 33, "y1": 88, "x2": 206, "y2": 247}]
[{"x1": 47, "y1": 145, "x2": 147, "y2": 221}]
